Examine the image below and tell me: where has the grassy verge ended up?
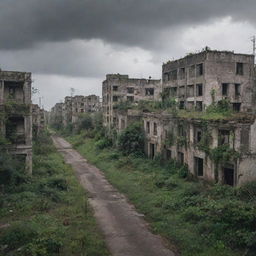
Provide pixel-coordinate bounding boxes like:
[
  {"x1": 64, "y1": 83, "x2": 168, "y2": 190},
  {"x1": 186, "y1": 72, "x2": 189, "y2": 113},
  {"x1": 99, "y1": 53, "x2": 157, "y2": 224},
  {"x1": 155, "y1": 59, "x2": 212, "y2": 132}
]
[
  {"x1": 0, "y1": 132, "x2": 110, "y2": 256},
  {"x1": 67, "y1": 133, "x2": 256, "y2": 256}
]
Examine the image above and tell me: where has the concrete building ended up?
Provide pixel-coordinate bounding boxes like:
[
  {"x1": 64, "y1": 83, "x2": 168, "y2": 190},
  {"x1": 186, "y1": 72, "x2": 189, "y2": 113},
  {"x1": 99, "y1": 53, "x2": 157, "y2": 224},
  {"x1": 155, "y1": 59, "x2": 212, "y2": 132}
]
[
  {"x1": 32, "y1": 104, "x2": 46, "y2": 136},
  {"x1": 102, "y1": 74, "x2": 161, "y2": 129},
  {"x1": 0, "y1": 70, "x2": 32, "y2": 174},
  {"x1": 50, "y1": 94, "x2": 101, "y2": 128},
  {"x1": 162, "y1": 50, "x2": 255, "y2": 113}
]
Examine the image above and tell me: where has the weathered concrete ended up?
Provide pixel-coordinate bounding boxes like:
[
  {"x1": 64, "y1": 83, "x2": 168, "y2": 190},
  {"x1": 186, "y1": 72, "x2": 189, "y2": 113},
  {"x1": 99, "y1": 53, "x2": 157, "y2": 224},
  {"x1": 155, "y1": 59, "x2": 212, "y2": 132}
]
[{"x1": 52, "y1": 135, "x2": 176, "y2": 256}]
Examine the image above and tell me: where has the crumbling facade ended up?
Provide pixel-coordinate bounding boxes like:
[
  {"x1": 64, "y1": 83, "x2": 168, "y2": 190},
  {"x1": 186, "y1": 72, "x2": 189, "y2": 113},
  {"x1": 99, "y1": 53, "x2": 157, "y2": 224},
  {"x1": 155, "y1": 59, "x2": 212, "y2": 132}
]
[
  {"x1": 102, "y1": 74, "x2": 161, "y2": 129},
  {"x1": 102, "y1": 50, "x2": 256, "y2": 186},
  {"x1": 0, "y1": 70, "x2": 32, "y2": 174}
]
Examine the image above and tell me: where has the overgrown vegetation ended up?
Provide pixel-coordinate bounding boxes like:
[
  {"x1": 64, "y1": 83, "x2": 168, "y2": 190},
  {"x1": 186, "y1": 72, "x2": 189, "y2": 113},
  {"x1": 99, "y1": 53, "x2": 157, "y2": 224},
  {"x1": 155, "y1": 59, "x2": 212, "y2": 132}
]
[
  {"x1": 0, "y1": 131, "x2": 110, "y2": 256},
  {"x1": 65, "y1": 129, "x2": 256, "y2": 256}
]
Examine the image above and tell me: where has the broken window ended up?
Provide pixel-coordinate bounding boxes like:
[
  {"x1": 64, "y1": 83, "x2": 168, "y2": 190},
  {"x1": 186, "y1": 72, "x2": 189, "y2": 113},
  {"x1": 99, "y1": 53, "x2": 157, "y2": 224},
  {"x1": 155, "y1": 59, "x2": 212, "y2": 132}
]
[
  {"x1": 127, "y1": 96, "x2": 134, "y2": 102},
  {"x1": 233, "y1": 103, "x2": 241, "y2": 112},
  {"x1": 196, "y1": 101, "x2": 203, "y2": 111},
  {"x1": 194, "y1": 127, "x2": 202, "y2": 143},
  {"x1": 235, "y1": 84, "x2": 241, "y2": 97},
  {"x1": 113, "y1": 96, "x2": 118, "y2": 102},
  {"x1": 170, "y1": 70, "x2": 178, "y2": 80},
  {"x1": 145, "y1": 88, "x2": 154, "y2": 96},
  {"x1": 178, "y1": 152, "x2": 184, "y2": 164},
  {"x1": 236, "y1": 62, "x2": 244, "y2": 75},
  {"x1": 150, "y1": 143, "x2": 155, "y2": 159},
  {"x1": 196, "y1": 84, "x2": 203, "y2": 96},
  {"x1": 196, "y1": 63, "x2": 204, "y2": 76},
  {"x1": 127, "y1": 87, "x2": 134, "y2": 94},
  {"x1": 222, "y1": 83, "x2": 229, "y2": 96},
  {"x1": 113, "y1": 85, "x2": 118, "y2": 91},
  {"x1": 5, "y1": 81, "x2": 24, "y2": 103},
  {"x1": 189, "y1": 65, "x2": 195, "y2": 78},
  {"x1": 179, "y1": 101, "x2": 185, "y2": 109},
  {"x1": 153, "y1": 122, "x2": 157, "y2": 135},
  {"x1": 195, "y1": 157, "x2": 204, "y2": 176},
  {"x1": 146, "y1": 121, "x2": 150, "y2": 134},
  {"x1": 179, "y1": 67, "x2": 186, "y2": 80},
  {"x1": 187, "y1": 85, "x2": 194, "y2": 97},
  {"x1": 218, "y1": 130, "x2": 230, "y2": 145},
  {"x1": 164, "y1": 72, "x2": 170, "y2": 81}
]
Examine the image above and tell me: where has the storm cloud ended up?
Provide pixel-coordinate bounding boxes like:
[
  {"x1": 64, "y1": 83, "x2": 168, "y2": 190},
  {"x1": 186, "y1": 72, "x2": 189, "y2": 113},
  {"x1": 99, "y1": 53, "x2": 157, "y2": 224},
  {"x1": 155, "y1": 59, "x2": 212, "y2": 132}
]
[{"x1": 1, "y1": 0, "x2": 256, "y2": 50}]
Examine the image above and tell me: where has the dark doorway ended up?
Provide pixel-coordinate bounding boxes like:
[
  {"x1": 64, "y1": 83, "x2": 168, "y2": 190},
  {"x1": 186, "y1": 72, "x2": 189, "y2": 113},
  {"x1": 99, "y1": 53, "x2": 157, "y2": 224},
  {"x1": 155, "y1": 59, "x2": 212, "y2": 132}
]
[
  {"x1": 150, "y1": 143, "x2": 155, "y2": 159},
  {"x1": 223, "y1": 167, "x2": 235, "y2": 186}
]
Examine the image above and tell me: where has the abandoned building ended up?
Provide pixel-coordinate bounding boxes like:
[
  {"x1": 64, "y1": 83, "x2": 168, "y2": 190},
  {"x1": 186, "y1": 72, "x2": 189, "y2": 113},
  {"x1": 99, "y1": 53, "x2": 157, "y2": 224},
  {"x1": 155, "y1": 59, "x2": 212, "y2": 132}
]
[
  {"x1": 32, "y1": 104, "x2": 46, "y2": 136},
  {"x1": 0, "y1": 70, "x2": 33, "y2": 174},
  {"x1": 102, "y1": 50, "x2": 256, "y2": 186},
  {"x1": 102, "y1": 74, "x2": 161, "y2": 129},
  {"x1": 50, "y1": 94, "x2": 101, "y2": 128},
  {"x1": 162, "y1": 50, "x2": 255, "y2": 112}
]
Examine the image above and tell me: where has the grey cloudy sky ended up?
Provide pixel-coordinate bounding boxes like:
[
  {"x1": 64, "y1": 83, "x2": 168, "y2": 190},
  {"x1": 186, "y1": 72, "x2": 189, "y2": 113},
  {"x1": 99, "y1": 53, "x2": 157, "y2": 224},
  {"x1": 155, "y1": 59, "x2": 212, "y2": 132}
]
[{"x1": 0, "y1": 0, "x2": 255, "y2": 109}]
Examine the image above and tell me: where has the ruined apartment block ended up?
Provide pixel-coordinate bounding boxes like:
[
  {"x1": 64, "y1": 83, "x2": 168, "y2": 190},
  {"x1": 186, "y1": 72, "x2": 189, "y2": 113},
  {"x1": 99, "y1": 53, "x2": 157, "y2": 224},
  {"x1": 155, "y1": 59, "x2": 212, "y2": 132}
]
[
  {"x1": 143, "y1": 50, "x2": 256, "y2": 186},
  {"x1": 71, "y1": 95, "x2": 101, "y2": 124},
  {"x1": 50, "y1": 102, "x2": 63, "y2": 128},
  {"x1": 0, "y1": 70, "x2": 32, "y2": 174},
  {"x1": 162, "y1": 50, "x2": 255, "y2": 112},
  {"x1": 102, "y1": 74, "x2": 161, "y2": 129}
]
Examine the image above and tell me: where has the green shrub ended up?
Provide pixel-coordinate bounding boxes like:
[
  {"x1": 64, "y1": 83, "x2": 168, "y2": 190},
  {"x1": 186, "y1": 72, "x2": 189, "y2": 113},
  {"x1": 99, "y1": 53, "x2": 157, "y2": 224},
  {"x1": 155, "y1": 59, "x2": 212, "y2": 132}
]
[
  {"x1": 95, "y1": 138, "x2": 112, "y2": 149},
  {"x1": 237, "y1": 181, "x2": 256, "y2": 201},
  {"x1": 117, "y1": 122, "x2": 145, "y2": 156}
]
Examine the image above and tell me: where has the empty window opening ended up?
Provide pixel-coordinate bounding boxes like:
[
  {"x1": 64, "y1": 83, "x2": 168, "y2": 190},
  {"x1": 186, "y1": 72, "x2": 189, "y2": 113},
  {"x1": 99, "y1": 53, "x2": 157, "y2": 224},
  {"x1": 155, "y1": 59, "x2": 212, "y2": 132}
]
[
  {"x1": 219, "y1": 130, "x2": 230, "y2": 145},
  {"x1": 127, "y1": 96, "x2": 134, "y2": 102},
  {"x1": 164, "y1": 72, "x2": 170, "y2": 81},
  {"x1": 236, "y1": 63, "x2": 244, "y2": 75},
  {"x1": 196, "y1": 84, "x2": 203, "y2": 96},
  {"x1": 235, "y1": 84, "x2": 241, "y2": 97},
  {"x1": 196, "y1": 101, "x2": 203, "y2": 111},
  {"x1": 145, "y1": 88, "x2": 154, "y2": 96},
  {"x1": 179, "y1": 101, "x2": 185, "y2": 109},
  {"x1": 166, "y1": 149, "x2": 172, "y2": 160},
  {"x1": 223, "y1": 166, "x2": 235, "y2": 186},
  {"x1": 170, "y1": 70, "x2": 177, "y2": 80},
  {"x1": 179, "y1": 68, "x2": 186, "y2": 80},
  {"x1": 222, "y1": 83, "x2": 229, "y2": 96},
  {"x1": 195, "y1": 157, "x2": 204, "y2": 176},
  {"x1": 113, "y1": 85, "x2": 118, "y2": 91},
  {"x1": 146, "y1": 121, "x2": 150, "y2": 134},
  {"x1": 178, "y1": 152, "x2": 184, "y2": 164},
  {"x1": 113, "y1": 96, "x2": 118, "y2": 102},
  {"x1": 5, "y1": 81, "x2": 24, "y2": 102},
  {"x1": 150, "y1": 143, "x2": 155, "y2": 159},
  {"x1": 127, "y1": 87, "x2": 134, "y2": 94},
  {"x1": 196, "y1": 63, "x2": 204, "y2": 76},
  {"x1": 233, "y1": 103, "x2": 241, "y2": 112},
  {"x1": 194, "y1": 128, "x2": 202, "y2": 143},
  {"x1": 153, "y1": 122, "x2": 157, "y2": 135}
]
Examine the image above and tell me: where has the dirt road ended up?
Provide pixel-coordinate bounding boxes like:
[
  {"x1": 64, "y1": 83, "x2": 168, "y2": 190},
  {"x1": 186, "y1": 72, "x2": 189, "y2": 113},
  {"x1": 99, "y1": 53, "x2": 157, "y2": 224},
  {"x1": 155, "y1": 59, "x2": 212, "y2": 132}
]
[{"x1": 52, "y1": 135, "x2": 176, "y2": 256}]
